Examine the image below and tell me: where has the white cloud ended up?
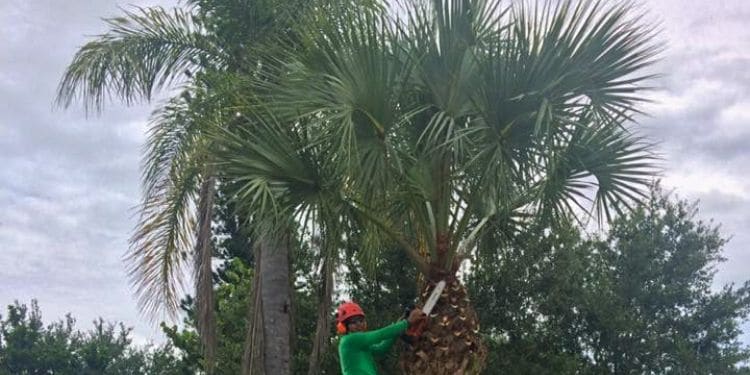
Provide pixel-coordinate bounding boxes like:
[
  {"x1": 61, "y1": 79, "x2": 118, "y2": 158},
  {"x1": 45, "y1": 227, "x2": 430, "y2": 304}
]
[
  {"x1": 645, "y1": 79, "x2": 730, "y2": 116},
  {"x1": 718, "y1": 101, "x2": 750, "y2": 137},
  {"x1": 663, "y1": 162, "x2": 748, "y2": 198}
]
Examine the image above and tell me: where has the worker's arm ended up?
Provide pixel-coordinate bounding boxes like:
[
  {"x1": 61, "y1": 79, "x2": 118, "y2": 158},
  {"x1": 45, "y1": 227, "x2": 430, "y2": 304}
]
[
  {"x1": 370, "y1": 336, "x2": 399, "y2": 356},
  {"x1": 345, "y1": 320, "x2": 408, "y2": 349}
]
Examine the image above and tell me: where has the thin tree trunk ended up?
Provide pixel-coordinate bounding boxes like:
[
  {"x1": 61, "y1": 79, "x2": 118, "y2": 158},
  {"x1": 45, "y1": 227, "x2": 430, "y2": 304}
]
[
  {"x1": 242, "y1": 235, "x2": 292, "y2": 375},
  {"x1": 195, "y1": 176, "x2": 217, "y2": 374},
  {"x1": 307, "y1": 255, "x2": 335, "y2": 374},
  {"x1": 242, "y1": 242, "x2": 264, "y2": 375}
]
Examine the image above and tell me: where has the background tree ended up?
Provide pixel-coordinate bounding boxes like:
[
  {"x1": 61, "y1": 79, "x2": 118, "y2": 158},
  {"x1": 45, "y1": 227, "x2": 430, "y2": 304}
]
[
  {"x1": 56, "y1": 1, "x2": 328, "y2": 373},
  {"x1": 0, "y1": 300, "x2": 188, "y2": 375},
  {"x1": 55, "y1": 4, "x2": 231, "y2": 371},
  {"x1": 159, "y1": 181, "x2": 330, "y2": 374},
  {"x1": 468, "y1": 186, "x2": 750, "y2": 374}
]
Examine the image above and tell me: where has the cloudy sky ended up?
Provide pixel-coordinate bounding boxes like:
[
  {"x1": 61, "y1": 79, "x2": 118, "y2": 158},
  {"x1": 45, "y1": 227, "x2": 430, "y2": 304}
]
[{"x1": 1, "y1": 0, "x2": 748, "y2": 347}]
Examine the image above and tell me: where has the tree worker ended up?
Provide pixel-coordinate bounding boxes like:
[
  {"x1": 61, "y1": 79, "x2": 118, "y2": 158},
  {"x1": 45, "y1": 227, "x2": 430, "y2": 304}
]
[{"x1": 336, "y1": 301, "x2": 426, "y2": 375}]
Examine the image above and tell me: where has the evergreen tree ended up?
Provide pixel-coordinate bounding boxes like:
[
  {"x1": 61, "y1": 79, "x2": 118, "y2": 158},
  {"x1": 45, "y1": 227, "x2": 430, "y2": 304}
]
[
  {"x1": 469, "y1": 187, "x2": 750, "y2": 374},
  {"x1": 0, "y1": 300, "x2": 187, "y2": 374}
]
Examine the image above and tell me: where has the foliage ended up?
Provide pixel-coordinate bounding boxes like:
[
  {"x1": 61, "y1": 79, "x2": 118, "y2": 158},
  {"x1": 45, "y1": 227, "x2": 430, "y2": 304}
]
[
  {"x1": 162, "y1": 258, "x2": 252, "y2": 375},
  {"x1": 56, "y1": 0, "x2": 750, "y2": 373},
  {"x1": 7, "y1": 188, "x2": 749, "y2": 374},
  {"x1": 161, "y1": 192, "x2": 418, "y2": 374},
  {"x1": 0, "y1": 300, "x2": 187, "y2": 375},
  {"x1": 169, "y1": 185, "x2": 750, "y2": 374},
  {"x1": 56, "y1": 1, "x2": 339, "y2": 370},
  {"x1": 217, "y1": 0, "x2": 661, "y2": 279},
  {"x1": 160, "y1": 183, "x2": 322, "y2": 374},
  {"x1": 158, "y1": 181, "x2": 750, "y2": 374},
  {"x1": 56, "y1": 0, "x2": 323, "y2": 326},
  {"x1": 468, "y1": 187, "x2": 750, "y2": 374}
]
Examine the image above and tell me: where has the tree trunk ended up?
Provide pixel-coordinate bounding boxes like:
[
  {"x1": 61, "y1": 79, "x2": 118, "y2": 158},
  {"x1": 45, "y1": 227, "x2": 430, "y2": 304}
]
[
  {"x1": 400, "y1": 278, "x2": 486, "y2": 374},
  {"x1": 242, "y1": 243, "x2": 264, "y2": 375},
  {"x1": 195, "y1": 176, "x2": 217, "y2": 374},
  {"x1": 307, "y1": 256, "x2": 335, "y2": 374},
  {"x1": 242, "y1": 235, "x2": 293, "y2": 375}
]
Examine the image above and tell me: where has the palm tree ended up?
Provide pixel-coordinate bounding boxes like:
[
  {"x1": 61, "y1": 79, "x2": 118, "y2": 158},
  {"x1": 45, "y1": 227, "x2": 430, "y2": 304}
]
[
  {"x1": 217, "y1": 0, "x2": 661, "y2": 373},
  {"x1": 56, "y1": 1, "x2": 317, "y2": 373}
]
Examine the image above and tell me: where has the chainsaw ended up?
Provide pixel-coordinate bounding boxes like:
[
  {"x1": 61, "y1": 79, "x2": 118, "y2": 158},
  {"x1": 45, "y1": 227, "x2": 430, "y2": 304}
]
[{"x1": 402, "y1": 280, "x2": 446, "y2": 344}]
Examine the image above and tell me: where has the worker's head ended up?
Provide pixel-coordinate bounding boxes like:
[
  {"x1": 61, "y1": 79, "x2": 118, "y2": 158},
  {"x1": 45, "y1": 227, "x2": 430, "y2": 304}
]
[{"x1": 336, "y1": 301, "x2": 367, "y2": 334}]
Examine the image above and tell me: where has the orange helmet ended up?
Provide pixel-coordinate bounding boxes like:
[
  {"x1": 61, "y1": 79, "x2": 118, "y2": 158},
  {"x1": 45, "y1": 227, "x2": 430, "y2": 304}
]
[
  {"x1": 336, "y1": 301, "x2": 365, "y2": 334},
  {"x1": 336, "y1": 301, "x2": 365, "y2": 323}
]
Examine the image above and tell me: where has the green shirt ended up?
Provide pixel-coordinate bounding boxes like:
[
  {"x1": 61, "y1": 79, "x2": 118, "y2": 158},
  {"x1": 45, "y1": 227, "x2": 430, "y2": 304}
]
[{"x1": 338, "y1": 320, "x2": 408, "y2": 375}]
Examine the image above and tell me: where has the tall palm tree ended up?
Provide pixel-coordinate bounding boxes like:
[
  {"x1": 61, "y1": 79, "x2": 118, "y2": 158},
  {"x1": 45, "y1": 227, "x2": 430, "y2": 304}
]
[
  {"x1": 56, "y1": 1, "x2": 317, "y2": 373},
  {"x1": 217, "y1": 0, "x2": 661, "y2": 373},
  {"x1": 57, "y1": 7, "x2": 224, "y2": 371}
]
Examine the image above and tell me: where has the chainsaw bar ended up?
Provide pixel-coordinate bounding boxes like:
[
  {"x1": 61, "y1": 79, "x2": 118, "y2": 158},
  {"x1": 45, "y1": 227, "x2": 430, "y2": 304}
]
[{"x1": 421, "y1": 280, "x2": 446, "y2": 315}]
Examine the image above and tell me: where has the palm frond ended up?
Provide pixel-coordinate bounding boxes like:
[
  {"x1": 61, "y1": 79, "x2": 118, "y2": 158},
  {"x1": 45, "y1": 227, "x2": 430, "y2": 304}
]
[
  {"x1": 216, "y1": 0, "x2": 662, "y2": 275},
  {"x1": 573, "y1": 121, "x2": 659, "y2": 223},
  {"x1": 56, "y1": 6, "x2": 225, "y2": 112},
  {"x1": 142, "y1": 94, "x2": 202, "y2": 197},
  {"x1": 401, "y1": 0, "x2": 507, "y2": 118},
  {"x1": 462, "y1": 0, "x2": 661, "y2": 230},
  {"x1": 213, "y1": 109, "x2": 321, "y2": 232},
  {"x1": 236, "y1": 2, "x2": 450, "y2": 268},
  {"x1": 127, "y1": 150, "x2": 200, "y2": 320},
  {"x1": 345, "y1": 197, "x2": 431, "y2": 274},
  {"x1": 512, "y1": 0, "x2": 659, "y2": 118},
  {"x1": 126, "y1": 94, "x2": 207, "y2": 320}
]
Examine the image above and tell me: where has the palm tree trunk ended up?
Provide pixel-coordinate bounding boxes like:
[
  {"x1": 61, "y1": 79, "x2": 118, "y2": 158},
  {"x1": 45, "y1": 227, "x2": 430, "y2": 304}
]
[
  {"x1": 260, "y1": 234, "x2": 293, "y2": 374},
  {"x1": 400, "y1": 278, "x2": 487, "y2": 375},
  {"x1": 242, "y1": 235, "x2": 293, "y2": 375},
  {"x1": 307, "y1": 255, "x2": 335, "y2": 374},
  {"x1": 195, "y1": 176, "x2": 217, "y2": 374}
]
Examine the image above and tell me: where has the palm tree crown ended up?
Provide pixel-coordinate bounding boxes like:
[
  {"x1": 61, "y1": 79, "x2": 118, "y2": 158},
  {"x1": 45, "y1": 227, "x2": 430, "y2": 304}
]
[{"x1": 220, "y1": 0, "x2": 660, "y2": 276}]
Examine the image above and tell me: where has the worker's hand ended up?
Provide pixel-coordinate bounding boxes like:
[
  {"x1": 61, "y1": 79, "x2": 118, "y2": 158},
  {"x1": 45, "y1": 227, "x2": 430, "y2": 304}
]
[{"x1": 407, "y1": 308, "x2": 426, "y2": 326}]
